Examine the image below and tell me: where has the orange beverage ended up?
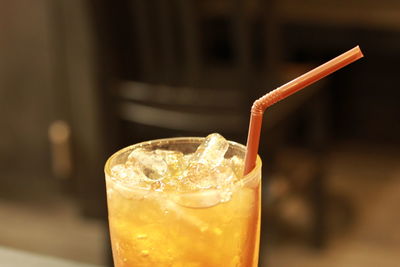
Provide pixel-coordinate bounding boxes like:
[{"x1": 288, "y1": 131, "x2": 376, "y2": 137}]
[{"x1": 105, "y1": 136, "x2": 261, "y2": 267}]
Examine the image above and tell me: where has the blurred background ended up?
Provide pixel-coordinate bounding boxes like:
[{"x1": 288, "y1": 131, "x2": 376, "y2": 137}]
[{"x1": 1, "y1": 0, "x2": 400, "y2": 266}]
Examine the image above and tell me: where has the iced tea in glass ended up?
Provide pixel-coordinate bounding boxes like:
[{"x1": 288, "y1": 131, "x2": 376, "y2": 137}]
[{"x1": 105, "y1": 136, "x2": 261, "y2": 266}]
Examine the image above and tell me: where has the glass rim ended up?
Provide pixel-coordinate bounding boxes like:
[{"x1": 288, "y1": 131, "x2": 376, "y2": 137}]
[{"x1": 104, "y1": 137, "x2": 262, "y2": 195}]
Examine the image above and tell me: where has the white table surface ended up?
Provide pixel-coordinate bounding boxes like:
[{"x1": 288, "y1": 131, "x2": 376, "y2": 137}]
[{"x1": 0, "y1": 246, "x2": 103, "y2": 267}]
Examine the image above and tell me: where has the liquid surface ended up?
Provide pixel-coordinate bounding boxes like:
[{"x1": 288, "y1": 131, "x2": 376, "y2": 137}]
[{"x1": 110, "y1": 133, "x2": 244, "y2": 194}]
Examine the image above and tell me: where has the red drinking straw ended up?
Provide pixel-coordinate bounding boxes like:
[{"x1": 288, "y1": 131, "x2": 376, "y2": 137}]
[{"x1": 243, "y1": 46, "x2": 364, "y2": 175}]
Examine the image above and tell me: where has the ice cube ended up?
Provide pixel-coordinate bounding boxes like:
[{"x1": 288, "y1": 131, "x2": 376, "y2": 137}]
[
  {"x1": 210, "y1": 164, "x2": 237, "y2": 188},
  {"x1": 184, "y1": 163, "x2": 214, "y2": 189},
  {"x1": 109, "y1": 164, "x2": 152, "y2": 197},
  {"x1": 171, "y1": 190, "x2": 221, "y2": 208},
  {"x1": 111, "y1": 164, "x2": 129, "y2": 179},
  {"x1": 180, "y1": 134, "x2": 237, "y2": 191},
  {"x1": 229, "y1": 155, "x2": 244, "y2": 178},
  {"x1": 155, "y1": 149, "x2": 185, "y2": 176},
  {"x1": 190, "y1": 133, "x2": 229, "y2": 168},
  {"x1": 127, "y1": 148, "x2": 168, "y2": 181},
  {"x1": 172, "y1": 164, "x2": 237, "y2": 205},
  {"x1": 184, "y1": 162, "x2": 237, "y2": 191},
  {"x1": 110, "y1": 164, "x2": 146, "y2": 186}
]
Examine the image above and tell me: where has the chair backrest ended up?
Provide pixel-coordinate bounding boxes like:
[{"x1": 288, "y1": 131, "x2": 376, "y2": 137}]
[{"x1": 109, "y1": 0, "x2": 281, "y2": 141}]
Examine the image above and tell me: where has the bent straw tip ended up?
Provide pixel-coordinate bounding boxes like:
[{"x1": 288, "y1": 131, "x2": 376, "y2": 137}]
[{"x1": 353, "y1": 45, "x2": 364, "y2": 58}]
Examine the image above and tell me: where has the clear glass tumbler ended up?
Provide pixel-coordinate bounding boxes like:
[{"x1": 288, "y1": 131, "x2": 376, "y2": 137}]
[{"x1": 105, "y1": 137, "x2": 261, "y2": 267}]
